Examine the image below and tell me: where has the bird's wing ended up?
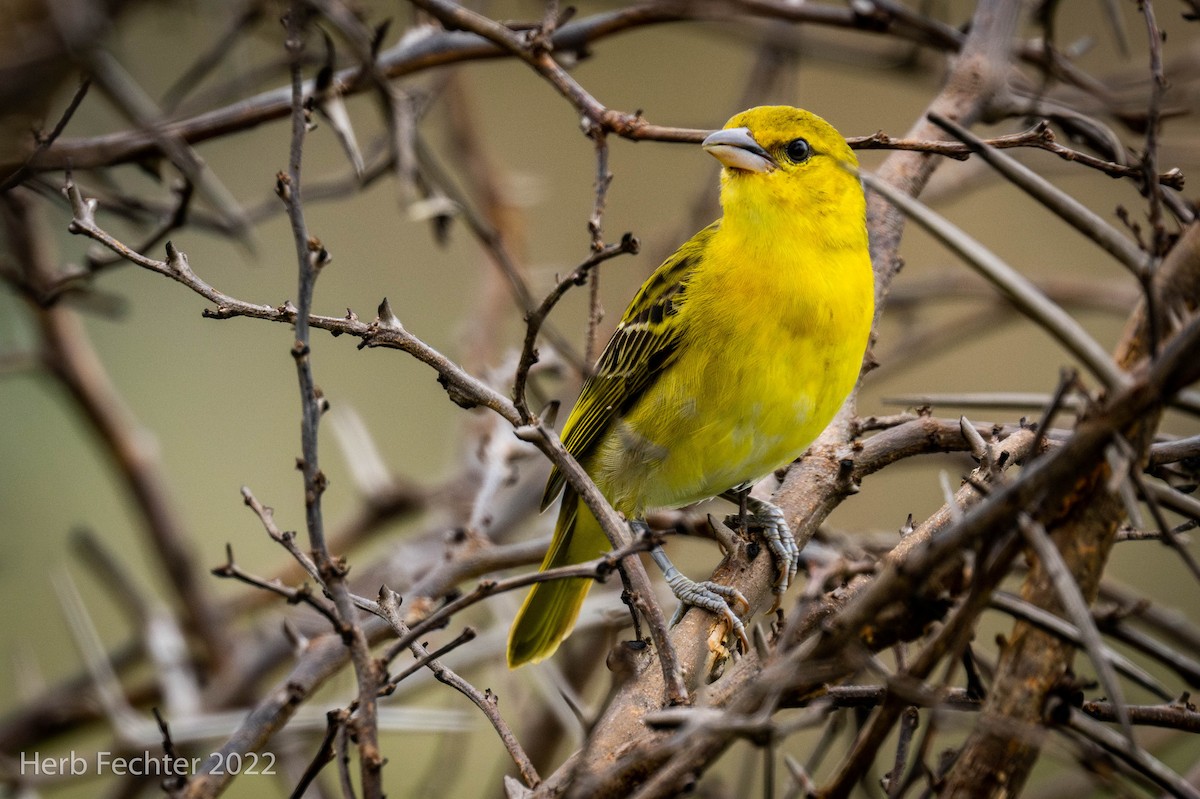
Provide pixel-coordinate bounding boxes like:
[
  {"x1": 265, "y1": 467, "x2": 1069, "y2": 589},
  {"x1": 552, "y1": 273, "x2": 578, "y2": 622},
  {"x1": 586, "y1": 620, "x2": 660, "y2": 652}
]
[{"x1": 541, "y1": 222, "x2": 718, "y2": 510}]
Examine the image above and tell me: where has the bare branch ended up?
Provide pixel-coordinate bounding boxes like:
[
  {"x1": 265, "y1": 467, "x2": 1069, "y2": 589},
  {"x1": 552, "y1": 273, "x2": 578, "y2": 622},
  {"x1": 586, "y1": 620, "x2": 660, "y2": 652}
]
[
  {"x1": 376, "y1": 588, "x2": 540, "y2": 788},
  {"x1": 861, "y1": 169, "x2": 1128, "y2": 390}
]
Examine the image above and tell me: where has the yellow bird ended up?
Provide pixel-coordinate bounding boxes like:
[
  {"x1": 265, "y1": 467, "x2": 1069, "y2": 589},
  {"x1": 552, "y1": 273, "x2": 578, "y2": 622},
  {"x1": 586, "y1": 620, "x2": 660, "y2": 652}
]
[{"x1": 507, "y1": 106, "x2": 875, "y2": 667}]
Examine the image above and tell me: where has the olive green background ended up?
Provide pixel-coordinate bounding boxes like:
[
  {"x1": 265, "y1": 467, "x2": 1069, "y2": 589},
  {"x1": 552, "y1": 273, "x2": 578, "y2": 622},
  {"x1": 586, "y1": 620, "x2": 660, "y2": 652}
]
[{"x1": 2, "y1": 1, "x2": 1198, "y2": 795}]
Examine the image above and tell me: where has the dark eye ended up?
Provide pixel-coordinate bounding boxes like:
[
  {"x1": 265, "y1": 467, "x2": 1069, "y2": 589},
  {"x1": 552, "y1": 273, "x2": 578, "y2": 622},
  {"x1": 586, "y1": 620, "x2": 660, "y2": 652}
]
[{"x1": 785, "y1": 138, "x2": 812, "y2": 163}]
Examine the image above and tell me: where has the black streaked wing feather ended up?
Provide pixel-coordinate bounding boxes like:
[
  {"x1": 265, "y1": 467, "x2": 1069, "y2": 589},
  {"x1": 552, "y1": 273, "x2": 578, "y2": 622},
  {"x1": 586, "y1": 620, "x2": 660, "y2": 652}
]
[{"x1": 541, "y1": 222, "x2": 719, "y2": 509}]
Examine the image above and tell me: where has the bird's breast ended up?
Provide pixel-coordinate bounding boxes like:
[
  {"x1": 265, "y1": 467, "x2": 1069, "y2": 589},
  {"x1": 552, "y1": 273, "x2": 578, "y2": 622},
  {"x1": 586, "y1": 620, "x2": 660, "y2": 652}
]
[{"x1": 594, "y1": 268, "x2": 869, "y2": 514}]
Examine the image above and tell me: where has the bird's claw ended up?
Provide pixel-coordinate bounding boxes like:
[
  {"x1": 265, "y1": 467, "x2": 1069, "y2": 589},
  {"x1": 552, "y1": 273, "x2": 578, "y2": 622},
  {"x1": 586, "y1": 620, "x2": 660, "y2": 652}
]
[
  {"x1": 726, "y1": 495, "x2": 800, "y2": 596},
  {"x1": 663, "y1": 570, "x2": 750, "y2": 653}
]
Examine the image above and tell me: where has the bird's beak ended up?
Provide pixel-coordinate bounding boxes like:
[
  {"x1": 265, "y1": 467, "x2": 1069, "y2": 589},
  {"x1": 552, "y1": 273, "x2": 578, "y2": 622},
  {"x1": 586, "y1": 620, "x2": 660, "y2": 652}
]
[{"x1": 702, "y1": 127, "x2": 777, "y2": 173}]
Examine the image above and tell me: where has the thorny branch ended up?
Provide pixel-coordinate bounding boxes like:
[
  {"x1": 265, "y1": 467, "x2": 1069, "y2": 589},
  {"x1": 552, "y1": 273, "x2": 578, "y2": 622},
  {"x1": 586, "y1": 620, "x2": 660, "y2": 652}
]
[
  {"x1": 2, "y1": 2, "x2": 1199, "y2": 799},
  {"x1": 376, "y1": 588, "x2": 541, "y2": 786},
  {"x1": 279, "y1": 13, "x2": 387, "y2": 799}
]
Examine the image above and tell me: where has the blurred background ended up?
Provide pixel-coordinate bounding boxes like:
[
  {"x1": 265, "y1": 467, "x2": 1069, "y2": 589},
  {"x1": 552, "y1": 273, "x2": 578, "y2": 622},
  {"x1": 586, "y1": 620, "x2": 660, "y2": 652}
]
[{"x1": 1, "y1": 0, "x2": 1198, "y2": 796}]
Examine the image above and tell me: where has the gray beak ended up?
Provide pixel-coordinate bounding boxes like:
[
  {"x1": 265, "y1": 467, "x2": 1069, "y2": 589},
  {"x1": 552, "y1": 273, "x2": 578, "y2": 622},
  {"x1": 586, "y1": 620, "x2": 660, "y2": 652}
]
[{"x1": 702, "y1": 127, "x2": 777, "y2": 173}]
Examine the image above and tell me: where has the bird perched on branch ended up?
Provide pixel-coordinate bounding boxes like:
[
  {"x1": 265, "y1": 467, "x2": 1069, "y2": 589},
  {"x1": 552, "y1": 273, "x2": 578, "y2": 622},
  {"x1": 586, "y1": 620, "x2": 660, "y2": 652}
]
[{"x1": 508, "y1": 106, "x2": 875, "y2": 668}]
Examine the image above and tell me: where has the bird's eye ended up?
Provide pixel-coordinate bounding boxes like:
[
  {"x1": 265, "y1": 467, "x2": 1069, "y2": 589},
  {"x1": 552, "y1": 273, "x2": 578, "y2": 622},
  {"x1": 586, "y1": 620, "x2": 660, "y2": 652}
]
[{"x1": 784, "y1": 138, "x2": 812, "y2": 163}]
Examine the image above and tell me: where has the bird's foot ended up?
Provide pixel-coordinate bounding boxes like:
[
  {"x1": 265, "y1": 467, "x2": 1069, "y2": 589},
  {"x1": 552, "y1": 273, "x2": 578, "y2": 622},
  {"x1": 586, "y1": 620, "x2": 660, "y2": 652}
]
[
  {"x1": 724, "y1": 493, "x2": 800, "y2": 601},
  {"x1": 651, "y1": 546, "x2": 749, "y2": 653}
]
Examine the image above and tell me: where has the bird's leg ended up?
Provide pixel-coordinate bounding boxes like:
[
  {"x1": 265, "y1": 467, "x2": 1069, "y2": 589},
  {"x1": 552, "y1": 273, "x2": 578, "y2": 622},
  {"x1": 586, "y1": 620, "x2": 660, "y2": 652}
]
[
  {"x1": 720, "y1": 490, "x2": 800, "y2": 598},
  {"x1": 613, "y1": 555, "x2": 645, "y2": 645},
  {"x1": 737, "y1": 487, "x2": 750, "y2": 537},
  {"x1": 647, "y1": 541, "x2": 749, "y2": 653}
]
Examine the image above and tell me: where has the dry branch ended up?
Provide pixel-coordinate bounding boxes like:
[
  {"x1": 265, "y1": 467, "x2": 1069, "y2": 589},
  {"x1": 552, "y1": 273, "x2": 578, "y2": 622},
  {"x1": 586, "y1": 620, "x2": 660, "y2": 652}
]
[{"x1": 2, "y1": 2, "x2": 1198, "y2": 799}]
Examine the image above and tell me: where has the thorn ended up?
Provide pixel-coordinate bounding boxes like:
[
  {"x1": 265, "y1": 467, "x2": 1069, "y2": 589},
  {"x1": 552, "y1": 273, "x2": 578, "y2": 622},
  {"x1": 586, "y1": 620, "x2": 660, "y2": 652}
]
[
  {"x1": 959, "y1": 415, "x2": 989, "y2": 463},
  {"x1": 540, "y1": 399, "x2": 560, "y2": 428},
  {"x1": 64, "y1": 177, "x2": 98, "y2": 229},
  {"x1": 165, "y1": 240, "x2": 188, "y2": 274},
  {"x1": 377, "y1": 297, "x2": 404, "y2": 331},
  {"x1": 282, "y1": 618, "x2": 308, "y2": 655}
]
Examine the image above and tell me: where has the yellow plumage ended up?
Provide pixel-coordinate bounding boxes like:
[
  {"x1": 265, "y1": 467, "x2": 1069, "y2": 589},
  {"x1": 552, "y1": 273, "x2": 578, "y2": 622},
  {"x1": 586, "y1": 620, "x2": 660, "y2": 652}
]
[{"x1": 507, "y1": 106, "x2": 875, "y2": 667}]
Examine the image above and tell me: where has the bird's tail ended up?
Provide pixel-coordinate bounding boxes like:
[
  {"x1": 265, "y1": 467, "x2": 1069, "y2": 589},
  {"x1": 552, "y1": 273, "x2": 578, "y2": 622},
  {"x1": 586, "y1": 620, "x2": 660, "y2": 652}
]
[{"x1": 507, "y1": 490, "x2": 606, "y2": 667}]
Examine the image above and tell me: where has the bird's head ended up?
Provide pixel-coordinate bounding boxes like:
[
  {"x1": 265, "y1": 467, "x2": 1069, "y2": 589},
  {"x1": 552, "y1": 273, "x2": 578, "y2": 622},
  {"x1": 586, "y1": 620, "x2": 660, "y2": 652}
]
[{"x1": 703, "y1": 106, "x2": 864, "y2": 233}]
